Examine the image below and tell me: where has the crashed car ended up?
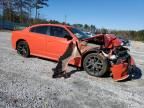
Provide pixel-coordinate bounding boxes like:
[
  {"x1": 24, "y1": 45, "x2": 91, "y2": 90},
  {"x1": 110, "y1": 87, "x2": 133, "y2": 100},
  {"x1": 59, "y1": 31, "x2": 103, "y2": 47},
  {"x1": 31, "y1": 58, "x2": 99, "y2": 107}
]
[{"x1": 11, "y1": 24, "x2": 135, "y2": 81}]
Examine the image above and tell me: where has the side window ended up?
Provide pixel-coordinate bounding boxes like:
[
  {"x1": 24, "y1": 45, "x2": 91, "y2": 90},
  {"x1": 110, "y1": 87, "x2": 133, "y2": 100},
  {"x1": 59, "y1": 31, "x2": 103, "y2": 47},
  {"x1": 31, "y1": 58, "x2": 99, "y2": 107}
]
[
  {"x1": 30, "y1": 26, "x2": 50, "y2": 35},
  {"x1": 50, "y1": 26, "x2": 70, "y2": 38}
]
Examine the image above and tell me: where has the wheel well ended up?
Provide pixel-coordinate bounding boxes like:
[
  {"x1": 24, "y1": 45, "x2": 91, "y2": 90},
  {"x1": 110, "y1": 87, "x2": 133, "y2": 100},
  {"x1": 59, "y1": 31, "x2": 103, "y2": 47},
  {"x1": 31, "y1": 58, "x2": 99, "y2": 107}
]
[
  {"x1": 81, "y1": 51, "x2": 98, "y2": 68},
  {"x1": 16, "y1": 39, "x2": 26, "y2": 49}
]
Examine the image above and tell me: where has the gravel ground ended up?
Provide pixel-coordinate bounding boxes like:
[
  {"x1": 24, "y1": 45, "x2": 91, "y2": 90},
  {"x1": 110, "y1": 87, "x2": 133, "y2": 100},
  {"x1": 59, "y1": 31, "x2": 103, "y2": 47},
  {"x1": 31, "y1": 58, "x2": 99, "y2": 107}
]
[{"x1": 0, "y1": 32, "x2": 144, "y2": 108}]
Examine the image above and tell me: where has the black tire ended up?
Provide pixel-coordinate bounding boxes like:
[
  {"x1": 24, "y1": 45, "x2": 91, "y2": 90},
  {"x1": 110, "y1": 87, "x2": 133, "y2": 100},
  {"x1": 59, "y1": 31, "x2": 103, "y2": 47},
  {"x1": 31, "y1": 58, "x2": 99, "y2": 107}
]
[
  {"x1": 16, "y1": 41, "x2": 30, "y2": 57},
  {"x1": 83, "y1": 53, "x2": 108, "y2": 77}
]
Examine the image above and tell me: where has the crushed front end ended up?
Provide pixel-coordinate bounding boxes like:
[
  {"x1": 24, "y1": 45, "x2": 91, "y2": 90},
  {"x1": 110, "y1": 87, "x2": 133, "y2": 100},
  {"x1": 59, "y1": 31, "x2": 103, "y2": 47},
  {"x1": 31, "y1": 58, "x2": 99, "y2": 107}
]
[{"x1": 83, "y1": 34, "x2": 136, "y2": 81}]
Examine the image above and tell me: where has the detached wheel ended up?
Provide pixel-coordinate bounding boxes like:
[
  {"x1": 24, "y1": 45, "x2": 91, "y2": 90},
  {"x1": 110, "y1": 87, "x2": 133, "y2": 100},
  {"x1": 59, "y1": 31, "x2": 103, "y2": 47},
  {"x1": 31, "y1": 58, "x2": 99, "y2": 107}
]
[
  {"x1": 16, "y1": 41, "x2": 30, "y2": 57},
  {"x1": 83, "y1": 53, "x2": 108, "y2": 77}
]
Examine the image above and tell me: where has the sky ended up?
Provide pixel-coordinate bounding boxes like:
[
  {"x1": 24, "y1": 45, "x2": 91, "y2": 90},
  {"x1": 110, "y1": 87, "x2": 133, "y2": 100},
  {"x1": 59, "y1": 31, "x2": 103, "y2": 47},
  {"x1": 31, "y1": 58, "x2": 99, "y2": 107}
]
[{"x1": 39, "y1": 0, "x2": 144, "y2": 30}]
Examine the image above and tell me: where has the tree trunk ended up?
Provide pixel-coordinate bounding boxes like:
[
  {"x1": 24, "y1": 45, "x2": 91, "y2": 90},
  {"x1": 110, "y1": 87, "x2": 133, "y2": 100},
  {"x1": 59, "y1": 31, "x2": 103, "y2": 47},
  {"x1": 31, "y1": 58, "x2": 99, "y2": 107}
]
[
  {"x1": 20, "y1": 0, "x2": 23, "y2": 23},
  {"x1": 35, "y1": 7, "x2": 37, "y2": 19},
  {"x1": 28, "y1": 7, "x2": 32, "y2": 25},
  {"x1": 35, "y1": 0, "x2": 38, "y2": 19}
]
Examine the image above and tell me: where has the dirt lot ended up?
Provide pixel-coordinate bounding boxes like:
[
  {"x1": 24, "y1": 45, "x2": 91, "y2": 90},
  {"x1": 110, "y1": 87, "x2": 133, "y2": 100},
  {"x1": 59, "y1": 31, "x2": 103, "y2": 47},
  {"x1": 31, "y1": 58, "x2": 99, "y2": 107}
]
[{"x1": 0, "y1": 32, "x2": 144, "y2": 108}]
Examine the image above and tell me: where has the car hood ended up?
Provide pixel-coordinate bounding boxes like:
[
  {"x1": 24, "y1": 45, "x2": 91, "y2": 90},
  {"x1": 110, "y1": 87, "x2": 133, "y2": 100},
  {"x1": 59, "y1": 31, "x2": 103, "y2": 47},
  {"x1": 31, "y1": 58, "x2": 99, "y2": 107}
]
[
  {"x1": 81, "y1": 34, "x2": 122, "y2": 48},
  {"x1": 81, "y1": 34, "x2": 104, "y2": 41}
]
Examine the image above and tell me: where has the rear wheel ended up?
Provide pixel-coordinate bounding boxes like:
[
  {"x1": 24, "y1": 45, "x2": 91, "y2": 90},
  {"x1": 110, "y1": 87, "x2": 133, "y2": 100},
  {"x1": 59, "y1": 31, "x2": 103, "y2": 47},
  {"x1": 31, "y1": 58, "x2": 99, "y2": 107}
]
[
  {"x1": 83, "y1": 53, "x2": 108, "y2": 77},
  {"x1": 16, "y1": 41, "x2": 30, "y2": 57}
]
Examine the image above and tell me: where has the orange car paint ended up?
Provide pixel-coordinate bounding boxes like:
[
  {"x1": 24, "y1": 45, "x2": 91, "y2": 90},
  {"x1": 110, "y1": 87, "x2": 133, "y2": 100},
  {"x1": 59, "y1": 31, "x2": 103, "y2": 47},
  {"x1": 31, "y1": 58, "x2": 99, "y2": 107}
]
[
  {"x1": 11, "y1": 24, "x2": 89, "y2": 67},
  {"x1": 111, "y1": 63, "x2": 129, "y2": 81}
]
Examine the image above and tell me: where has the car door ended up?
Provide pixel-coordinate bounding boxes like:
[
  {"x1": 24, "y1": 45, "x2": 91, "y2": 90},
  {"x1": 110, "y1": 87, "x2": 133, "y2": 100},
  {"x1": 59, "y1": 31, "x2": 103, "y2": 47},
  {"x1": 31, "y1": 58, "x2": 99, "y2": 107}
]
[
  {"x1": 46, "y1": 26, "x2": 73, "y2": 59},
  {"x1": 28, "y1": 26, "x2": 50, "y2": 55}
]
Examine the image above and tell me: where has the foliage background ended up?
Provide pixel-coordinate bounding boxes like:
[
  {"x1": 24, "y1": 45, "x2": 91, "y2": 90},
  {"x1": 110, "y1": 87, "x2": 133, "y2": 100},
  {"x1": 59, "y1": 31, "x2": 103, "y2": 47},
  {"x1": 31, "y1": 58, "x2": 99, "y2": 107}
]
[{"x1": 0, "y1": 0, "x2": 143, "y2": 41}]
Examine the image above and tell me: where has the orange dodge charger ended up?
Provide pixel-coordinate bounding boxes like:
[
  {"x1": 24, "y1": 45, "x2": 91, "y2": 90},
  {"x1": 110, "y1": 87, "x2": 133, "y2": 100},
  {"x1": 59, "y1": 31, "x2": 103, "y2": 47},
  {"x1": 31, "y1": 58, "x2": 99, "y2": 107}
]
[{"x1": 12, "y1": 24, "x2": 135, "y2": 81}]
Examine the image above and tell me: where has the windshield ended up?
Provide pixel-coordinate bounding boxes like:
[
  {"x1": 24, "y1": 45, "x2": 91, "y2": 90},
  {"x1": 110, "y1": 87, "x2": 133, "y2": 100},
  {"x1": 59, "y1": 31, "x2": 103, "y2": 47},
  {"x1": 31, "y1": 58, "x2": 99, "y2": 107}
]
[{"x1": 68, "y1": 28, "x2": 90, "y2": 39}]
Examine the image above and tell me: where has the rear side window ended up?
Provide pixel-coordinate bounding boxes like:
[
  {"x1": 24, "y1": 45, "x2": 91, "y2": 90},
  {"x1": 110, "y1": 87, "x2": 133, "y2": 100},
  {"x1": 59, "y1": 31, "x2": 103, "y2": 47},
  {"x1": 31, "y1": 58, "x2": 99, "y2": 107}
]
[
  {"x1": 30, "y1": 26, "x2": 50, "y2": 35},
  {"x1": 50, "y1": 26, "x2": 70, "y2": 38}
]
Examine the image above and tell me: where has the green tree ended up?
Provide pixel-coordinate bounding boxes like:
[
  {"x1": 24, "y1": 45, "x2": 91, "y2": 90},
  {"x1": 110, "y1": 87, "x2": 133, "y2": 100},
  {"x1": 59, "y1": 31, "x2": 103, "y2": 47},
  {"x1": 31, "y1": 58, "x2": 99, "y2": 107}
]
[
  {"x1": 34, "y1": 0, "x2": 48, "y2": 19},
  {"x1": 14, "y1": 0, "x2": 34, "y2": 23},
  {"x1": 0, "y1": 0, "x2": 14, "y2": 21},
  {"x1": 90, "y1": 25, "x2": 96, "y2": 34},
  {"x1": 73, "y1": 24, "x2": 83, "y2": 30},
  {"x1": 100, "y1": 28, "x2": 108, "y2": 34},
  {"x1": 84, "y1": 24, "x2": 89, "y2": 32}
]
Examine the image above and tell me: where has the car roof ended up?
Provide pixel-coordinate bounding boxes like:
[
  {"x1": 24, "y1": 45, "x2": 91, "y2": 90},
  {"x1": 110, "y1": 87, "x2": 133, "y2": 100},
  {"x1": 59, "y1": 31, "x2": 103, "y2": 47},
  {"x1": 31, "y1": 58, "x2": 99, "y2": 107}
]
[
  {"x1": 28, "y1": 24, "x2": 72, "y2": 29},
  {"x1": 23, "y1": 24, "x2": 72, "y2": 31}
]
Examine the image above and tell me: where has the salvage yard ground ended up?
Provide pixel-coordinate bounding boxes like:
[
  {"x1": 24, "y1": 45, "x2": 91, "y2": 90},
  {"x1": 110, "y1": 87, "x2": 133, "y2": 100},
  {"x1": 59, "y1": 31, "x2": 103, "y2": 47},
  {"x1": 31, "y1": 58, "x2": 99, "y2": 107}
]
[{"x1": 0, "y1": 31, "x2": 144, "y2": 108}]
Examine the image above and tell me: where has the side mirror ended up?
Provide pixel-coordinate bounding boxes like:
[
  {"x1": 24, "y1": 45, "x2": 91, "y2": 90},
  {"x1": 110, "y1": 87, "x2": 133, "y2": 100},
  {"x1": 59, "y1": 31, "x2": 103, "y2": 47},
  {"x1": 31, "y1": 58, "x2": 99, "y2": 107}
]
[{"x1": 64, "y1": 35, "x2": 73, "y2": 40}]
